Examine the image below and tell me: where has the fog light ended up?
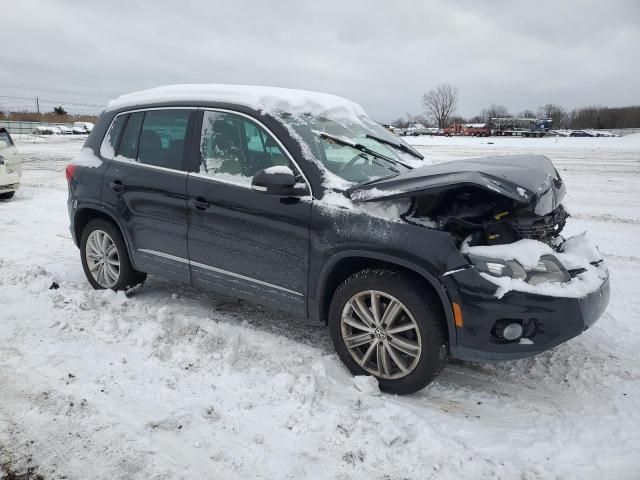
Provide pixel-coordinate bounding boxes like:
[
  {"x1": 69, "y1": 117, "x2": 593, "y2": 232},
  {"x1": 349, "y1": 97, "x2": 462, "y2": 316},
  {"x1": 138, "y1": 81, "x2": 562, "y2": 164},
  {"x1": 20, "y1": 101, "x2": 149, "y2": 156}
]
[{"x1": 502, "y1": 323, "x2": 523, "y2": 341}]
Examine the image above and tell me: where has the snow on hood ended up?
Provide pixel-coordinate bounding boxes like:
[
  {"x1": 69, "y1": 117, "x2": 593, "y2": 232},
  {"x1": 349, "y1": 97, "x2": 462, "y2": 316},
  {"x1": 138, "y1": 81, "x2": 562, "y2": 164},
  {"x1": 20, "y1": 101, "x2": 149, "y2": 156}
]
[{"x1": 106, "y1": 84, "x2": 367, "y2": 122}]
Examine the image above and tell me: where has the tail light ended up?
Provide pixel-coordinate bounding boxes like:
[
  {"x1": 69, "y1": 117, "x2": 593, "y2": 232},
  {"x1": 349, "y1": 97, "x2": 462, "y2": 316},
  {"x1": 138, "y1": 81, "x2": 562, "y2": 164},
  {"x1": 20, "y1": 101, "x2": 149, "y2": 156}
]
[{"x1": 65, "y1": 164, "x2": 75, "y2": 182}]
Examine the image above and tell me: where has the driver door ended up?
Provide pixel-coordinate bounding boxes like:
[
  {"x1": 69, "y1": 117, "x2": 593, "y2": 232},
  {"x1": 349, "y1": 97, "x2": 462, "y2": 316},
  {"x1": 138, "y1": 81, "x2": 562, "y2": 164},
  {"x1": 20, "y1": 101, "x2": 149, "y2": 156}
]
[{"x1": 186, "y1": 110, "x2": 312, "y2": 314}]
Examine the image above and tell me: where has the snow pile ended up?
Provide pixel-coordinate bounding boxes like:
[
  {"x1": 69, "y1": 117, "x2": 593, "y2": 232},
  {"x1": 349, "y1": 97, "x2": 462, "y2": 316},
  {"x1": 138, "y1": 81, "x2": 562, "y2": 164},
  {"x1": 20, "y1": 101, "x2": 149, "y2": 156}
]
[
  {"x1": 2, "y1": 136, "x2": 640, "y2": 479},
  {"x1": 319, "y1": 190, "x2": 411, "y2": 223},
  {"x1": 462, "y1": 238, "x2": 554, "y2": 268},
  {"x1": 106, "y1": 84, "x2": 367, "y2": 122},
  {"x1": 262, "y1": 165, "x2": 294, "y2": 175},
  {"x1": 349, "y1": 187, "x2": 405, "y2": 202},
  {"x1": 70, "y1": 147, "x2": 102, "y2": 168},
  {"x1": 463, "y1": 235, "x2": 608, "y2": 299}
]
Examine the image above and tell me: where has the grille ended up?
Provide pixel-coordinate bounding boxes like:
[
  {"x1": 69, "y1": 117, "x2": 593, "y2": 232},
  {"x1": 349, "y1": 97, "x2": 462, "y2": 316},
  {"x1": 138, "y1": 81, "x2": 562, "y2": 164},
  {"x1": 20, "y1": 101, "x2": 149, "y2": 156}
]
[{"x1": 513, "y1": 206, "x2": 568, "y2": 241}]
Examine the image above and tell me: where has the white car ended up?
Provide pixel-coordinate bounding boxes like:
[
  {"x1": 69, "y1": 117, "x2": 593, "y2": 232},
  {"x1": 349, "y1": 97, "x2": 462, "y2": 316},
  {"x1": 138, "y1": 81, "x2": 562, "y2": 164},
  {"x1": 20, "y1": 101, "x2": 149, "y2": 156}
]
[
  {"x1": 33, "y1": 125, "x2": 62, "y2": 135},
  {"x1": 73, "y1": 121, "x2": 94, "y2": 133},
  {"x1": 56, "y1": 124, "x2": 73, "y2": 135},
  {"x1": 0, "y1": 128, "x2": 22, "y2": 200}
]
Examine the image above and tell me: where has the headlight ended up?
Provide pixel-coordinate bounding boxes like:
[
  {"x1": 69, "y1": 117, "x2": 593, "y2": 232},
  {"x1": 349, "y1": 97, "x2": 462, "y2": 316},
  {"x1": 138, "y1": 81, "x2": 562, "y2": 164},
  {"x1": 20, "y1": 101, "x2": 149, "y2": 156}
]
[{"x1": 468, "y1": 254, "x2": 570, "y2": 285}]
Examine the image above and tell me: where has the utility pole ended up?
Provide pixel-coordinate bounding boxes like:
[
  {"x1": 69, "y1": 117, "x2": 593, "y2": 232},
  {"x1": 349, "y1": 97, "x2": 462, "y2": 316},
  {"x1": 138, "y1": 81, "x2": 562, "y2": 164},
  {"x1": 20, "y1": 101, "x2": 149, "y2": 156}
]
[{"x1": 36, "y1": 97, "x2": 40, "y2": 115}]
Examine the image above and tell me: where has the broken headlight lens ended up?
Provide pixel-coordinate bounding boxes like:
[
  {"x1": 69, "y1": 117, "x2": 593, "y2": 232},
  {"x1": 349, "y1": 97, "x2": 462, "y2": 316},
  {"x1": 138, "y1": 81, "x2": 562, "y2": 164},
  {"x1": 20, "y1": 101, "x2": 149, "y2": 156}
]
[
  {"x1": 526, "y1": 255, "x2": 571, "y2": 285},
  {"x1": 467, "y1": 255, "x2": 527, "y2": 280},
  {"x1": 468, "y1": 254, "x2": 570, "y2": 285}
]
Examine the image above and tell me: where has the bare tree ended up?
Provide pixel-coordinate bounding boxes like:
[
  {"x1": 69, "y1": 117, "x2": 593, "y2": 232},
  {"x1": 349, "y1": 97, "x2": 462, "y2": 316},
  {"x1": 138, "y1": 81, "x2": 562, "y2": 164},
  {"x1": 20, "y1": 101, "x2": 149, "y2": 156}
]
[
  {"x1": 518, "y1": 109, "x2": 536, "y2": 118},
  {"x1": 484, "y1": 104, "x2": 511, "y2": 120},
  {"x1": 423, "y1": 83, "x2": 458, "y2": 128},
  {"x1": 538, "y1": 103, "x2": 567, "y2": 128}
]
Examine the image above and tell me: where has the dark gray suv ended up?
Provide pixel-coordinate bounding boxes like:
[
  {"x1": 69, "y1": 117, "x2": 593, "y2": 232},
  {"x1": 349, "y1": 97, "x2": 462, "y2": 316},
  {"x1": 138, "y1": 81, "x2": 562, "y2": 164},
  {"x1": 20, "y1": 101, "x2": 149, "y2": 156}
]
[{"x1": 66, "y1": 85, "x2": 609, "y2": 394}]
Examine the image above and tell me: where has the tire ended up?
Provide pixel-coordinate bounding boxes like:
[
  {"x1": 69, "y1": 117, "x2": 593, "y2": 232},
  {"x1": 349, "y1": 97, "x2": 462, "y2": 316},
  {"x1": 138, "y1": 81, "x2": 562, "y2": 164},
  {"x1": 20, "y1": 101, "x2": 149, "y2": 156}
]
[
  {"x1": 0, "y1": 191, "x2": 15, "y2": 200},
  {"x1": 80, "y1": 218, "x2": 146, "y2": 290},
  {"x1": 328, "y1": 269, "x2": 448, "y2": 395}
]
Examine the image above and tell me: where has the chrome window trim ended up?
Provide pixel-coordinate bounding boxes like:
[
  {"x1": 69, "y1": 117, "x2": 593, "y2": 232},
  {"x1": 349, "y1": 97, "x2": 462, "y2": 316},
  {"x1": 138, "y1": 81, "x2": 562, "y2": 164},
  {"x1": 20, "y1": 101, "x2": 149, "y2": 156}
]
[
  {"x1": 138, "y1": 248, "x2": 304, "y2": 297},
  {"x1": 110, "y1": 156, "x2": 189, "y2": 175},
  {"x1": 99, "y1": 106, "x2": 314, "y2": 198},
  {"x1": 198, "y1": 108, "x2": 313, "y2": 197},
  {"x1": 99, "y1": 106, "x2": 199, "y2": 161}
]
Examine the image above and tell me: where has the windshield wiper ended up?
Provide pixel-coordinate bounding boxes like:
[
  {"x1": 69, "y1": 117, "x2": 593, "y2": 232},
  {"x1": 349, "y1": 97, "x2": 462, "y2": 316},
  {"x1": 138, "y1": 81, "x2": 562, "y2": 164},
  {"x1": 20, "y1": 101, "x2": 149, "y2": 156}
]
[
  {"x1": 365, "y1": 134, "x2": 423, "y2": 161},
  {"x1": 316, "y1": 132, "x2": 409, "y2": 172}
]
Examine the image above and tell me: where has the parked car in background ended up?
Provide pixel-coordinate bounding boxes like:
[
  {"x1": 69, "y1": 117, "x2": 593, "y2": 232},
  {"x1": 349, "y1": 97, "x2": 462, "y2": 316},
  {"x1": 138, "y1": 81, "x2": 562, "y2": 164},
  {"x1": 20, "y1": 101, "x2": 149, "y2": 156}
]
[
  {"x1": 0, "y1": 128, "x2": 22, "y2": 199},
  {"x1": 403, "y1": 123, "x2": 429, "y2": 136},
  {"x1": 570, "y1": 130, "x2": 591, "y2": 137},
  {"x1": 56, "y1": 125, "x2": 73, "y2": 135},
  {"x1": 73, "y1": 121, "x2": 94, "y2": 133},
  {"x1": 33, "y1": 125, "x2": 60, "y2": 135},
  {"x1": 66, "y1": 84, "x2": 610, "y2": 394}
]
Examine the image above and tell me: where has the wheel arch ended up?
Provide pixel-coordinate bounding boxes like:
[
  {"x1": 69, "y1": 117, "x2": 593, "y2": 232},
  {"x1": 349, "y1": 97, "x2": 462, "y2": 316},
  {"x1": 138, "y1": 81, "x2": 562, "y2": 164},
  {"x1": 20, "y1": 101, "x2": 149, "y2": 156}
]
[
  {"x1": 314, "y1": 251, "x2": 455, "y2": 343},
  {"x1": 73, "y1": 206, "x2": 136, "y2": 266}
]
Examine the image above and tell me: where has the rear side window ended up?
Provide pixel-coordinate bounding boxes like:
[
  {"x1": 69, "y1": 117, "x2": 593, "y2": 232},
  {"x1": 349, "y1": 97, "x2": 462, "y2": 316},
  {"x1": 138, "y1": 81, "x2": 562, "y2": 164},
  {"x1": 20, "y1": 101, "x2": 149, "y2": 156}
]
[
  {"x1": 118, "y1": 112, "x2": 145, "y2": 161},
  {"x1": 99, "y1": 115, "x2": 127, "y2": 158},
  {"x1": 138, "y1": 110, "x2": 190, "y2": 170},
  {"x1": 0, "y1": 129, "x2": 13, "y2": 149}
]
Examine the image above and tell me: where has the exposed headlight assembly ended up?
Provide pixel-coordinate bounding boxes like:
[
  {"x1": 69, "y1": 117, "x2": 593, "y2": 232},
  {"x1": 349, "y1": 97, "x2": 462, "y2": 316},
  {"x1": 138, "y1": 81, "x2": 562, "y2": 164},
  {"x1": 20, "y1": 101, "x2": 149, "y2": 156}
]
[{"x1": 468, "y1": 254, "x2": 570, "y2": 285}]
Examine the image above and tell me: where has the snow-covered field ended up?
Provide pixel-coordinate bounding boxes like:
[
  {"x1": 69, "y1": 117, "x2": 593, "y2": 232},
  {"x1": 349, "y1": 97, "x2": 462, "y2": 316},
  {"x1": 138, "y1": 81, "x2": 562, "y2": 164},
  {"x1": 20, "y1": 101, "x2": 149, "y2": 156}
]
[{"x1": 1, "y1": 134, "x2": 639, "y2": 479}]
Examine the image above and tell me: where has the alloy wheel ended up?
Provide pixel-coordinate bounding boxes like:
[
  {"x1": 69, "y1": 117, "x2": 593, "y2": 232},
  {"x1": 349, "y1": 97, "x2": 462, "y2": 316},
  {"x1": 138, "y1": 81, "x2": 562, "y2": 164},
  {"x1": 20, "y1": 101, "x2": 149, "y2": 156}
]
[
  {"x1": 340, "y1": 290, "x2": 422, "y2": 380},
  {"x1": 85, "y1": 229, "x2": 120, "y2": 288}
]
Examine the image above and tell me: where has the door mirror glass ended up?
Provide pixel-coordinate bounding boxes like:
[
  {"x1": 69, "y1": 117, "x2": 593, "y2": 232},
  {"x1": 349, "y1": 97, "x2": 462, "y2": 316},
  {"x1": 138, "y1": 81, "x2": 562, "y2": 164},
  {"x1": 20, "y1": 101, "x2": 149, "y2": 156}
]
[{"x1": 252, "y1": 166, "x2": 303, "y2": 196}]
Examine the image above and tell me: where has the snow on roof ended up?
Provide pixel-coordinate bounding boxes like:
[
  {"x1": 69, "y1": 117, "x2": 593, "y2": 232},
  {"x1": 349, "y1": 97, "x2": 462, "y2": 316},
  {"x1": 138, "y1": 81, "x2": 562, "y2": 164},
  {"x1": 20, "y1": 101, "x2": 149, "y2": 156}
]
[{"x1": 106, "y1": 84, "x2": 368, "y2": 121}]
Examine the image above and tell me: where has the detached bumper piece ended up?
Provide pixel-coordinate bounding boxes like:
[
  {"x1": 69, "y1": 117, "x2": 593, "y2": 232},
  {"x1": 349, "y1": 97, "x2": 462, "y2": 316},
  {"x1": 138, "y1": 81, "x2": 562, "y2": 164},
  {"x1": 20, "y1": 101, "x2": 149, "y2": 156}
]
[{"x1": 442, "y1": 264, "x2": 610, "y2": 361}]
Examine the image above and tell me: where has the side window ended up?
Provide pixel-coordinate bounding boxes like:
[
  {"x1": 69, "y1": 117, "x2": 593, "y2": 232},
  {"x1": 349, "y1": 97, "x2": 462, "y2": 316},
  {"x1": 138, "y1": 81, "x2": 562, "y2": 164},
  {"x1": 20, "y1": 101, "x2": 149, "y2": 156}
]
[
  {"x1": 199, "y1": 111, "x2": 290, "y2": 185},
  {"x1": 138, "y1": 110, "x2": 190, "y2": 169},
  {"x1": 99, "y1": 114, "x2": 127, "y2": 158},
  {"x1": 118, "y1": 112, "x2": 144, "y2": 161}
]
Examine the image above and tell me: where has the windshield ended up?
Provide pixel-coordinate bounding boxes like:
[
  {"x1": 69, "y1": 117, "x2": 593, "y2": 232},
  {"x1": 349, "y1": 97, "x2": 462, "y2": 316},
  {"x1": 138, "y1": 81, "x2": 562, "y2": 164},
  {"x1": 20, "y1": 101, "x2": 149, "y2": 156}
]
[{"x1": 277, "y1": 113, "x2": 423, "y2": 184}]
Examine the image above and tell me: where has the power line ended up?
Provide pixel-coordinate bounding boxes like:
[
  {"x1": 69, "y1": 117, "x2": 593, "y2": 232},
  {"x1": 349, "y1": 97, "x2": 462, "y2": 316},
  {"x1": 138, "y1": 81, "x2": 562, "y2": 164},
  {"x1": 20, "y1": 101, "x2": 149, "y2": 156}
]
[
  {"x1": 0, "y1": 94, "x2": 104, "y2": 108},
  {"x1": 0, "y1": 84, "x2": 113, "y2": 99}
]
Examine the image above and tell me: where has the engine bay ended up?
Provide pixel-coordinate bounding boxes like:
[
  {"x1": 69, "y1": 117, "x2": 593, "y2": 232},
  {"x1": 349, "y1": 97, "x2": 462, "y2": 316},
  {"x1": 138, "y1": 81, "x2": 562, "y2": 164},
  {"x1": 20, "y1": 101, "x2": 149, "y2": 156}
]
[{"x1": 403, "y1": 185, "x2": 569, "y2": 247}]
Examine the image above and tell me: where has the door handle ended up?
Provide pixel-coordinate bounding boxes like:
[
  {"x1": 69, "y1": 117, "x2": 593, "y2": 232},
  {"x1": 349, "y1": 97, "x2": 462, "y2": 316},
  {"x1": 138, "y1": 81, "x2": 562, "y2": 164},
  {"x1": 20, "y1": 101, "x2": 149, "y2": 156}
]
[
  {"x1": 109, "y1": 180, "x2": 124, "y2": 193},
  {"x1": 189, "y1": 197, "x2": 210, "y2": 210}
]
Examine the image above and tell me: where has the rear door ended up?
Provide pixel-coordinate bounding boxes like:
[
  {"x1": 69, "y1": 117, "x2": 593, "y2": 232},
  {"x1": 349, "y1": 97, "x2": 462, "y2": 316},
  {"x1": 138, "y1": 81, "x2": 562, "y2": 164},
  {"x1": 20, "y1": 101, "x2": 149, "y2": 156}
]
[
  {"x1": 101, "y1": 108, "x2": 195, "y2": 283},
  {"x1": 186, "y1": 109, "x2": 312, "y2": 314}
]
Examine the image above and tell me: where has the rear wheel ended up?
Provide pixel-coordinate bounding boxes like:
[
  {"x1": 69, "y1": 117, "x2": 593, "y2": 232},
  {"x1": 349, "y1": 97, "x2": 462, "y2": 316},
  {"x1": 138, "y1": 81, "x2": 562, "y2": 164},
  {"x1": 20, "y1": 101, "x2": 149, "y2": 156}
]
[
  {"x1": 329, "y1": 269, "x2": 448, "y2": 395},
  {"x1": 80, "y1": 219, "x2": 146, "y2": 290},
  {"x1": 0, "y1": 191, "x2": 15, "y2": 200}
]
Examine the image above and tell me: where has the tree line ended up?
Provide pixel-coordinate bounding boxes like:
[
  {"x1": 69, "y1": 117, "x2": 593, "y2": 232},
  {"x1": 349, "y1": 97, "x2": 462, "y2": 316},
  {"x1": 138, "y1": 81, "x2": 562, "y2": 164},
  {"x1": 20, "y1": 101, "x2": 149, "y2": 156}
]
[
  {"x1": 393, "y1": 83, "x2": 640, "y2": 130},
  {"x1": 0, "y1": 107, "x2": 98, "y2": 124}
]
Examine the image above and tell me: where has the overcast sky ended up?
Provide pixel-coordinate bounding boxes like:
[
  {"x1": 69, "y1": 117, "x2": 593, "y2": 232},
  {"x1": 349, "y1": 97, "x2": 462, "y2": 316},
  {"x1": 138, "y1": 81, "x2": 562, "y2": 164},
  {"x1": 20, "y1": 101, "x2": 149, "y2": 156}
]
[{"x1": 2, "y1": 0, "x2": 639, "y2": 121}]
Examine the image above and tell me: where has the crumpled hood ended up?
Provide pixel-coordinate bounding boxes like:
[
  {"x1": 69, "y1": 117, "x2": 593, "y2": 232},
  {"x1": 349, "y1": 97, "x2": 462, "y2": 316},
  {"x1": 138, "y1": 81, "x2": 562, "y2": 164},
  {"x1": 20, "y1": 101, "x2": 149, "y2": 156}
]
[{"x1": 348, "y1": 154, "x2": 566, "y2": 216}]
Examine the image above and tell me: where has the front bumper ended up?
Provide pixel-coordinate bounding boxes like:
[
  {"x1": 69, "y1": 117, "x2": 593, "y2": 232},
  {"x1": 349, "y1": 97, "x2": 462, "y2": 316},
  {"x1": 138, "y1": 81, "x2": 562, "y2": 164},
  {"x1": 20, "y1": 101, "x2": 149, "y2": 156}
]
[
  {"x1": 441, "y1": 264, "x2": 610, "y2": 361},
  {"x1": 0, "y1": 171, "x2": 20, "y2": 192}
]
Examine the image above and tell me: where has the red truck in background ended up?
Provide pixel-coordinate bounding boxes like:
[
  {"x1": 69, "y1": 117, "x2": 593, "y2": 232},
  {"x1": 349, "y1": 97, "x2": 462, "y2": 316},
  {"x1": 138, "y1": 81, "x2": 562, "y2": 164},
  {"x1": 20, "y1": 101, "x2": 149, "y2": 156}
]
[{"x1": 444, "y1": 123, "x2": 491, "y2": 137}]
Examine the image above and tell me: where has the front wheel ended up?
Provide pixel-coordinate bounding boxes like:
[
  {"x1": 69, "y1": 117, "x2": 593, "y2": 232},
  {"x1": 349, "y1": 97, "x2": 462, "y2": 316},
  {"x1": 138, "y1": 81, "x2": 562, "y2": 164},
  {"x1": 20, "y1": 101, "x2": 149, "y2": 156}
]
[
  {"x1": 0, "y1": 191, "x2": 15, "y2": 200},
  {"x1": 328, "y1": 269, "x2": 448, "y2": 395},
  {"x1": 80, "y1": 219, "x2": 146, "y2": 290}
]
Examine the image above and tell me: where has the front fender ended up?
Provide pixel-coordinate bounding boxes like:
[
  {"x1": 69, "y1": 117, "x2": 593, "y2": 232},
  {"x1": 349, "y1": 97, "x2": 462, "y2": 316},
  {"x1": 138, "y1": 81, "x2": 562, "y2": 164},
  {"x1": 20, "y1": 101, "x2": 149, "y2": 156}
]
[{"x1": 312, "y1": 248, "x2": 457, "y2": 346}]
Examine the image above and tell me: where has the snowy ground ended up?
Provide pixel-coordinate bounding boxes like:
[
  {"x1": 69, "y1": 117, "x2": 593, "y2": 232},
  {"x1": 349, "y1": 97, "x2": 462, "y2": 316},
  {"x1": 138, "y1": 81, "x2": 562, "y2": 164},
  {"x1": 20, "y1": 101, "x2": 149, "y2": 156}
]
[{"x1": 1, "y1": 134, "x2": 639, "y2": 479}]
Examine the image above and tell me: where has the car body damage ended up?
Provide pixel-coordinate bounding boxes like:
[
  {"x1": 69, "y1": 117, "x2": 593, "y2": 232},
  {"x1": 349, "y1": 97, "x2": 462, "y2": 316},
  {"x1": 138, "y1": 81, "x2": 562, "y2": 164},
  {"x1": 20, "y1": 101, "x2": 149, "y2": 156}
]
[{"x1": 348, "y1": 154, "x2": 568, "y2": 246}]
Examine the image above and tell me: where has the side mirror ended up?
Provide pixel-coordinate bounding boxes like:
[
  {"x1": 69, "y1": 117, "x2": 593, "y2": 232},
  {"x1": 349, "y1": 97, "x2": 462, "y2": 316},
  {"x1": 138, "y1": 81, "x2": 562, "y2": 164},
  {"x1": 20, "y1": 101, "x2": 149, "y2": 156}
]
[{"x1": 251, "y1": 166, "x2": 307, "y2": 196}]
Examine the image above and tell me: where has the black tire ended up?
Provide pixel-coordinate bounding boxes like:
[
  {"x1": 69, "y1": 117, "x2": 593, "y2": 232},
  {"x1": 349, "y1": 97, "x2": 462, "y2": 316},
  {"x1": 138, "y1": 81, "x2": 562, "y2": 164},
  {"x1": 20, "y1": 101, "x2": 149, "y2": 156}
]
[
  {"x1": 328, "y1": 269, "x2": 448, "y2": 395},
  {"x1": 80, "y1": 218, "x2": 146, "y2": 290},
  {"x1": 0, "y1": 191, "x2": 15, "y2": 200}
]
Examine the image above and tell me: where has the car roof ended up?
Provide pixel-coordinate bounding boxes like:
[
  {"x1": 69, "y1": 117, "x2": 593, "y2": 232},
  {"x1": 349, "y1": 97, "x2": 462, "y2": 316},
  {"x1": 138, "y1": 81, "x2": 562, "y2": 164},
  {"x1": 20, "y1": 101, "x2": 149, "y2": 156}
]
[{"x1": 105, "y1": 84, "x2": 367, "y2": 122}]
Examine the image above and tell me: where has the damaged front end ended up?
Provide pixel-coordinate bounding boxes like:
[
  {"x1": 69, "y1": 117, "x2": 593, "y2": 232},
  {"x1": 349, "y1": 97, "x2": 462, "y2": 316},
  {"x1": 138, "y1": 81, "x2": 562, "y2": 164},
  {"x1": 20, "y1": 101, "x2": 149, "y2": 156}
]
[{"x1": 349, "y1": 154, "x2": 568, "y2": 247}]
